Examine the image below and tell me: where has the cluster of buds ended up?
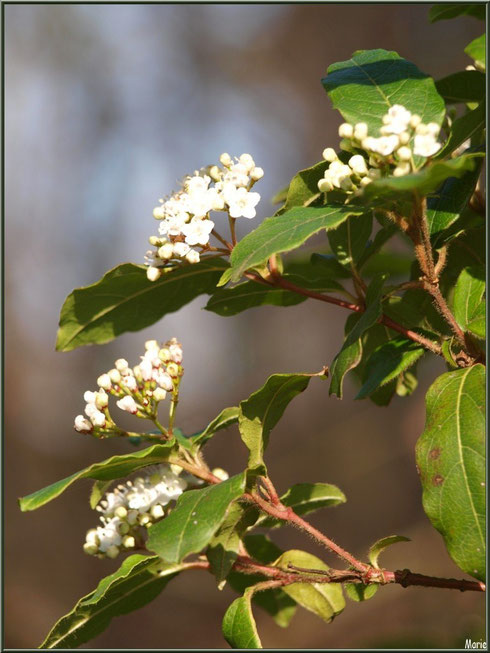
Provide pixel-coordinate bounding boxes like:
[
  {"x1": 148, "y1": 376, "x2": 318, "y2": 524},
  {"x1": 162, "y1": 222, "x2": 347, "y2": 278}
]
[
  {"x1": 74, "y1": 338, "x2": 184, "y2": 436},
  {"x1": 318, "y1": 104, "x2": 443, "y2": 195},
  {"x1": 145, "y1": 153, "x2": 264, "y2": 282},
  {"x1": 84, "y1": 464, "x2": 188, "y2": 558}
]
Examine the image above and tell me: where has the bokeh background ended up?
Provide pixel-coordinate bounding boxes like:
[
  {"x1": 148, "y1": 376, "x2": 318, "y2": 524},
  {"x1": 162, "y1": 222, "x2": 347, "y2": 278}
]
[{"x1": 5, "y1": 3, "x2": 486, "y2": 649}]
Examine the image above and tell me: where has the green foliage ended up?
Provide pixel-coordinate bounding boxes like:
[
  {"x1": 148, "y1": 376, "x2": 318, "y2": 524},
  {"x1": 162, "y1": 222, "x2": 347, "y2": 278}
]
[
  {"x1": 465, "y1": 34, "x2": 486, "y2": 70},
  {"x1": 436, "y1": 105, "x2": 485, "y2": 159},
  {"x1": 328, "y1": 213, "x2": 373, "y2": 269},
  {"x1": 19, "y1": 444, "x2": 175, "y2": 511},
  {"x1": 277, "y1": 160, "x2": 329, "y2": 213},
  {"x1": 416, "y1": 365, "x2": 486, "y2": 580},
  {"x1": 429, "y1": 4, "x2": 485, "y2": 22},
  {"x1": 452, "y1": 267, "x2": 486, "y2": 338},
  {"x1": 56, "y1": 260, "x2": 227, "y2": 351},
  {"x1": 227, "y1": 205, "x2": 362, "y2": 283},
  {"x1": 189, "y1": 406, "x2": 240, "y2": 447},
  {"x1": 239, "y1": 372, "x2": 320, "y2": 475},
  {"x1": 147, "y1": 473, "x2": 246, "y2": 563},
  {"x1": 435, "y1": 71, "x2": 485, "y2": 104},
  {"x1": 222, "y1": 592, "x2": 262, "y2": 649},
  {"x1": 273, "y1": 550, "x2": 345, "y2": 622},
  {"x1": 344, "y1": 583, "x2": 378, "y2": 602},
  {"x1": 40, "y1": 555, "x2": 185, "y2": 649},
  {"x1": 368, "y1": 535, "x2": 411, "y2": 569}
]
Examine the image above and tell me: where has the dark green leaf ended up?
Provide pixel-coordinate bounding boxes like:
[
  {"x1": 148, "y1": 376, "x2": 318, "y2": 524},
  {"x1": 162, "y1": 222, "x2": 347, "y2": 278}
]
[
  {"x1": 228, "y1": 205, "x2": 363, "y2": 283},
  {"x1": 435, "y1": 71, "x2": 485, "y2": 104},
  {"x1": 279, "y1": 160, "x2": 329, "y2": 213},
  {"x1": 436, "y1": 105, "x2": 485, "y2": 159},
  {"x1": 328, "y1": 213, "x2": 373, "y2": 269},
  {"x1": 255, "y1": 482, "x2": 346, "y2": 528},
  {"x1": 368, "y1": 535, "x2": 411, "y2": 569},
  {"x1": 357, "y1": 223, "x2": 399, "y2": 270},
  {"x1": 465, "y1": 34, "x2": 485, "y2": 70},
  {"x1": 243, "y1": 534, "x2": 284, "y2": 564},
  {"x1": 189, "y1": 406, "x2": 240, "y2": 447},
  {"x1": 56, "y1": 260, "x2": 227, "y2": 351},
  {"x1": 205, "y1": 280, "x2": 304, "y2": 316},
  {"x1": 310, "y1": 253, "x2": 352, "y2": 279},
  {"x1": 452, "y1": 266, "x2": 485, "y2": 336},
  {"x1": 415, "y1": 365, "x2": 485, "y2": 580},
  {"x1": 19, "y1": 444, "x2": 175, "y2": 512},
  {"x1": 330, "y1": 275, "x2": 386, "y2": 398},
  {"x1": 356, "y1": 337, "x2": 425, "y2": 400},
  {"x1": 429, "y1": 4, "x2": 485, "y2": 22},
  {"x1": 274, "y1": 550, "x2": 345, "y2": 623},
  {"x1": 147, "y1": 473, "x2": 246, "y2": 563},
  {"x1": 239, "y1": 372, "x2": 322, "y2": 475},
  {"x1": 40, "y1": 555, "x2": 184, "y2": 649},
  {"x1": 222, "y1": 592, "x2": 262, "y2": 649},
  {"x1": 385, "y1": 289, "x2": 452, "y2": 337}
]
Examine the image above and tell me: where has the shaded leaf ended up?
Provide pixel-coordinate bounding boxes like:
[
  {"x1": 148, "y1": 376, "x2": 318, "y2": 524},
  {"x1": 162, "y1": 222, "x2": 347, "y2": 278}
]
[
  {"x1": 415, "y1": 365, "x2": 485, "y2": 580},
  {"x1": 190, "y1": 406, "x2": 240, "y2": 447},
  {"x1": 56, "y1": 260, "x2": 227, "y2": 351},
  {"x1": 19, "y1": 444, "x2": 175, "y2": 512},
  {"x1": 278, "y1": 160, "x2": 329, "y2": 213},
  {"x1": 328, "y1": 213, "x2": 373, "y2": 269},
  {"x1": 435, "y1": 70, "x2": 485, "y2": 104},
  {"x1": 222, "y1": 592, "x2": 262, "y2": 649},
  {"x1": 452, "y1": 266, "x2": 486, "y2": 335},
  {"x1": 147, "y1": 473, "x2": 246, "y2": 563},
  {"x1": 228, "y1": 205, "x2": 362, "y2": 283},
  {"x1": 465, "y1": 34, "x2": 485, "y2": 70},
  {"x1": 368, "y1": 535, "x2": 411, "y2": 569},
  {"x1": 205, "y1": 280, "x2": 305, "y2": 316},
  {"x1": 429, "y1": 4, "x2": 485, "y2": 22},
  {"x1": 436, "y1": 104, "x2": 485, "y2": 159},
  {"x1": 40, "y1": 555, "x2": 184, "y2": 649}
]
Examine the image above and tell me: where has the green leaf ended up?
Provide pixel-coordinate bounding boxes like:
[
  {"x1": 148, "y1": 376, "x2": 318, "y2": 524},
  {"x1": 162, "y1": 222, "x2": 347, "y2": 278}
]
[
  {"x1": 328, "y1": 213, "x2": 373, "y2": 269},
  {"x1": 56, "y1": 260, "x2": 227, "y2": 351},
  {"x1": 310, "y1": 253, "x2": 352, "y2": 279},
  {"x1": 89, "y1": 479, "x2": 114, "y2": 510},
  {"x1": 356, "y1": 338, "x2": 425, "y2": 400},
  {"x1": 279, "y1": 160, "x2": 329, "y2": 213},
  {"x1": 255, "y1": 482, "x2": 346, "y2": 528},
  {"x1": 207, "y1": 502, "x2": 258, "y2": 586},
  {"x1": 274, "y1": 550, "x2": 345, "y2": 623},
  {"x1": 205, "y1": 279, "x2": 305, "y2": 316},
  {"x1": 239, "y1": 372, "x2": 321, "y2": 475},
  {"x1": 358, "y1": 153, "x2": 483, "y2": 203},
  {"x1": 465, "y1": 34, "x2": 485, "y2": 70},
  {"x1": 344, "y1": 583, "x2": 378, "y2": 602},
  {"x1": 429, "y1": 4, "x2": 485, "y2": 22},
  {"x1": 243, "y1": 533, "x2": 284, "y2": 563},
  {"x1": 19, "y1": 444, "x2": 175, "y2": 512},
  {"x1": 228, "y1": 205, "x2": 362, "y2": 283},
  {"x1": 222, "y1": 592, "x2": 262, "y2": 649},
  {"x1": 330, "y1": 275, "x2": 386, "y2": 398},
  {"x1": 385, "y1": 288, "x2": 452, "y2": 337},
  {"x1": 357, "y1": 223, "x2": 399, "y2": 271},
  {"x1": 368, "y1": 535, "x2": 411, "y2": 569},
  {"x1": 435, "y1": 71, "x2": 485, "y2": 104},
  {"x1": 147, "y1": 472, "x2": 246, "y2": 563},
  {"x1": 415, "y1": 365, "x2": 485, "y2": 580},
  {"x1": 436, "y1": 104, "x2": 485, "y2": 159},
  {"x1": 189, "y1": 406, "x2": 240, "y2": 447},
  {"x1": 452, "y1": 266, "x2": 486, "y2": 336},
  {"x1": 322, "y1": 49, "x2": 445, "y2": 166},
  {"x1": 40, "y1": 555, "x2": 185, "y2": 649}
]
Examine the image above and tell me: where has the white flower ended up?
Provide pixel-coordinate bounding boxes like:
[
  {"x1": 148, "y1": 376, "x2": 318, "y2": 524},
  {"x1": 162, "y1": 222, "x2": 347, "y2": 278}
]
[
  {"x1": 322, "y1": 148, "x2": 337, "y2": 162},
  {"x1": 223, "y1": 163, "x2": 249, "y2": 188},
  {"x1": 338, "y1": 122, "x2": 354, "y2": 138},
  {"x1": 413, "y1": 134, "x2": 441, "y2": 157},
  {"x1": 169, "y1": 343, "x2": 183, "y2": 363},
  {"x1": 139, "y1": 358, "x2": 153, "y2": 381},
  {"x1": 156, "y1": 372, "x2": 173, "y2": 391},
  {"x1": 382, "y1": 105, "x2": 412, "y2": 134},
  {"x1": 348, "y1": 155, "x2": 368, "y2": 175},
  {"x1": 97, "y1": 374, "x2": 112, "y2": 390},
  {"x1": 184, "y1": 188, "x2": 218, "y2": 219},
  {"x1": 226, "y1": 187, "x2": 261, "y2": 219},
  {"x1": 181, "y1": 218, "x2": 215, "y2": 246},
  {"x1": 173, "y1": 241, "x2": 190, "y2": 258},
  {"x1": 239, "y1": 153, "x2": 255, "y2": 172},
  {"x1": 145, "y1": 340, "x2": 159, "y2": 351},
  {"x1": 115, "y1": 359, "x2": 129, "y2": 372},
  {"x1": 74, "y1": 415, "x2": 93, "y2": 433},
  {"x1": 147, "y1": 266, "x2": 162, "y2": 282},
  {"x1": 371, "y1": 135, "x2": 399, "y2": 156},
  {"x1": 184, "y1": 174, "x2": 211, "y2": 194},
  {"x1": 186, "y1": 249, "x2": 200, "y2": 264},
  {"x1": 116, "y1": 395, "x2": 139, "y2": 414}
]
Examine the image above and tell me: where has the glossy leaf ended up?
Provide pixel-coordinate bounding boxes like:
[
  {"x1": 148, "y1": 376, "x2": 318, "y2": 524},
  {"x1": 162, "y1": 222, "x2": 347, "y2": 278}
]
[
  {"x1": 190, "y1": 406, "x2": 240, "y2": 447},
  {"x1": 147, "y1": 473, "x2": 246, "y2": 563},
  {"x1": 416, "y1": 365, "x2": 485, "y2": 580},
  {"x1": 228, "y1": 205, "x2": 362, "y2": 283},
  {"x1": 368, "y1": 535, "x2": 411, "y2": 569},
  {"x1": 278, "y1": 160, "x2": 329, "y2": 213},
  {"x1": 436, "y1": 105, "x2": 485, "y2": 159},
  {"x1": 429, "y1": 4, "x2": 485, "y2": 22},
  {"x1": 40, "y1": 555, "x2": 184, "y2": 649},
  {"x1": 328, "y1": 213, "x2": 373, "y2": 269},
  {"x1": 274, "y1": 550, "x2": 345, "y2": 623},
  {"x1": 344, "y1": 583, "x2": 378, "y2": 602},
  {"x1": 322, "y1": 49, "x2": 445, "y2": 163},
  {"x1": 356, "y1": 337, "x2": 425, "y2": 400},
  {"x1": 19, "y1": 444, "x2": 175, "y2": 512},
  {"x1": 255, "y1": 482, "x2": 346, "y2": 528},
  {"x1": 239, "y1": 372, "x2": 321, "y2": 475},
  {"x1": 222, "y1": 592, "x2": 262, "y2": 649},
  {"x1": 330, "y1": 275, "x2": 386, "y2": 398},
  {"x1": 435, "y1": 70, "x2": 485, "y2": 104},
  {"x1": 465, "y1": 34, "x2": 485, "y2": 70},
  {"x1": 452, "y1": 267, "x2": 486, "y2": 336},
  {"x1": 56, "y1": 260, "x2": 227, "y2": 351}
]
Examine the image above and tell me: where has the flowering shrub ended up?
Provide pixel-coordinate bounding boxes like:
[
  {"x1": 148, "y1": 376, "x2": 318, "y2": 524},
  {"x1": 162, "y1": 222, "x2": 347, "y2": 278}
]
[{"x1": 20, "y1": 7, "x2": 486, "y2": 650}]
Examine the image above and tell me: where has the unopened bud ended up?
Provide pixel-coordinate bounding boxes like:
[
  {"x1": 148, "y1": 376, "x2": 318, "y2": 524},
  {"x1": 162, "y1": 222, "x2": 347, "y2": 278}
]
[
  {"x1": 153, "y1": 205, "x2": 165, "y2": 219},
  {"x1": 97, "y1": 374, "x2": 112, "y2": 390},
  {"x1": 397, "y1": 146, "x2": 412, "y2": 161},
  {"x1": 338, "y1": 122, "x2": 354, "y2": 138},
  {"x1": 166, "y1": 362, "x2": 180, "y2": 377},
  {"x1": 115, "y1": 506, "x2": 128, "y2": 519},
  {"x1": 158, "y1": 243, "x2": 174, "y2": 260},
  {"x1": 348, "y1": 155, "x2": 368, "y2": 175},
  {"x1": 127, "y1": 510, "x2": 138, "y2": 525},
  {"x1": 151, "y1": 504, "x2": 165, "y2": 520},
  {"x1": 186, "y1": 250, "x2": 200, "y2": 264},
  {"x1": 147, "y1": 266, "x2": 162, "y2": 282},
  {"x1": 409, "y1": 114, "x2": 421, "y2": 128},
  {"x1": 153, "y1": 387, "x2": 167, "y2": 402},
  {"x1": 95, "y1": 391, "x2": 109, "y2": 410},
  {"x1": 250, "y1": 166, "x2": 264, "y2": 181},
  {"x1": 149, "y1": 235, "x2": 164, "y2": 247},
  {"x1": 108, "y1": 368, "x2": 121, "y2": 384},
  {"x1": 398, "y1": 131, "x2": 410, "y2": 145},
  {"x1": 115, "y1": 359, "x2": 129, "y2": 372},
  {"x1": 322, "y1": 148, "x2": 337, "y2": 162},
  {"x1": 83, "y1": 542, "x2": 99, "y2": 555},
  {"x1": 354, "y1": 122, "x2": 368, "y2": 140},
  {"x1": 159, "y1": 348, "x2": 171, "y2": 362},
  {"x1": 138, "y1": 513, "x2": 151, "y2": 526},
  {"x1": 212, "y1": 468, "x2": 229, "y2": 481},
  {"x1": 209, "y1": 165, "x2": 221, "y2": 181},
  {"x1": 318, "y1": 178, "x2": 334, "y2": 192},
  {"x1": 219, "y1": 152, "x2": 232, "y2": 166},
  {"x1": 122, "y1": 535, "x2": 136, "y2": 549},
  {"x1": 105, "y1": 545, "x2": 120, "y2": 559}
]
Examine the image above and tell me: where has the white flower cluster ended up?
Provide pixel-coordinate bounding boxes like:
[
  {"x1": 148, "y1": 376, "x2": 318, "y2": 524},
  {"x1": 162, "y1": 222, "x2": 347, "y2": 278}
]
[
  {"x1": 74, "y1": 338, "x2": 183, "y2": 435},
  {"x1": 84, "y1": 464, "x2": 188, "y2": 558},
  {"x1": 146, "y1": 153, "x2": 263, "y2": 282},
  {"x1": 318, "y1": 105, "x2": 443, "y2": 195}
]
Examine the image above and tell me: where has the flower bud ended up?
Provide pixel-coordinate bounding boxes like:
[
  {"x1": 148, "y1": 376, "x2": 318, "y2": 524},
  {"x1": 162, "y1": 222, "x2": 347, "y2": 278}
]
[
  {"x1": 354, "y1": 122, "x2": 368, "y2": 140},
  {"x1": 74, "y1": 415, "x2": 93, "y2": 433},
  {"x1": 115, "y1": 506, "x2": 128, "y2": 519},
  {"x1": 397, "y1": 146, "x2": 412, "y2": 161},
  {"x1": 338, "y1": 122, "x2": 354, "y2": 138},
  {"x1": 97, "y1": 374, "x2": 112, "y2": 390},
  {"x1": 122, "y1": 535, "x2": 136, "y2": 549},
  {"x1": 153, "y1": 387, "x2": 167, "y2": 402},
  {"x1": 108, "y1": 368, "x2": 121, "y2": 384},
  {"x1": 151, "y1": 504, "x2": 165, "y2": 520},
  {"x1": 186, "y1": 249, "x2": 200, "y2": 264},
  {"x1": 158, "y1": 243, "x2": 174, "y2": 260},
  {"x1": 157, "y1": 372, "x2": 174, "y2": 391},
  {"x1": 219, "y1": 152, "x2": 232, "y2": 167},
  {"x1": 318, "y1": 178, "x2": 334, "y2": 192},
  {"x1": 147, "y1": 266, "x2": 162, "y2": 282},
  {"x1": 398, "y1": 131, "x2": 410, "y2": 145},
  {"x1": 173, "y1": 241, "x2": 190, "y2": 258},
  {"x1": 239, "y1": 153, "x2": 255, "y2": 171},
  {"x1": 149, "y1": 235, "x2": 163, "y2": 246},
  {"x1": 85, "y1": 529, "x2": 99, "y2": 545},
  {"x1": 95, "y1": 391, "x2": 109, "y2": 410},
  {"x1": 83, "y1": 542, "x2": 99, "y2": 555},
  {"x1": 348, "y1": 155, "x2": 368, "y2": 175},
  {"x1": 105, "y1": 545, "x2": 120, "y2": 559},
  {"x1": 145, "y1": 340, "x2": 159, "y2": 351},
  {"x1": 409, "y1": 114, "x2": 421, "y2": 128},
  {"x1": 360, "y1": 176, "x2": 372, "y2": 187},
  {"x1": 212, "y1": 468, "x2": 229, "y2": 481},
  {"x1": 115, "y1": 359, "x2": 129, "y2": 372},
  {"x1": 158, "y1": 348, "x2": 171, "y2": 362},
  {"x1": 116, "y1": 395, "x2": 139, "y2": 414},
  {"x1": 90, "y1": 410, "x2": 106, "y2": 428},
  {"x1": 153, "y1": 205, "x2": 165, "y2": 219},
  {"x1": 367, "y1": 168, "x2": 382, "y2": 180},
  {"x1": 166, "y1": 362, "x2": 180, "y2": 378},
  {"x1": 209, "y1": 165, "x2": 221, "y2": 181},
  {"x1": 322, "y1": 147, "x2": 337, "y2": 162},
  {"x1": 393, "y1": 162, "x2": 411, "y2": 177},
  {"x1": 250, "y1": 166, "x2": 264, "y2": 181},
  {"x1": 138, "y1": 513, "x2": 151, "y2": 526},
  {"x1": 84, "y1": 390, "x2": 96, "y2": 404},
  {"x1": 127, "y1": 510, "x2": 138, "y2": 525}
]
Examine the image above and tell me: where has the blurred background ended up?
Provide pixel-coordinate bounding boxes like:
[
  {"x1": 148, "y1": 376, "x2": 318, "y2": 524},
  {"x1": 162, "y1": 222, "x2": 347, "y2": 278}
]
[{"x1": 5, "y1": 3, "x2": 485, "y2": 649}]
